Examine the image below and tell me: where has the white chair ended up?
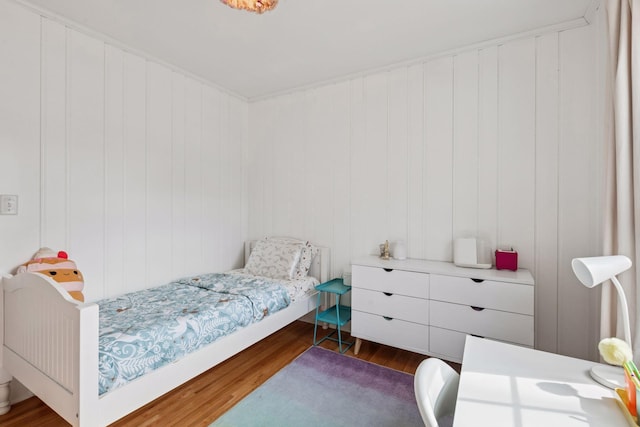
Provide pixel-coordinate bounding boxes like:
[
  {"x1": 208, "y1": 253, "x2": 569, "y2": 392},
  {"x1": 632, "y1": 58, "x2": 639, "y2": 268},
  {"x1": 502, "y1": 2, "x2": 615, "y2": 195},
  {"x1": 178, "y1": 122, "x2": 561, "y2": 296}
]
[{"x1": 414, "y1": 358, "x2": 460, "y2": 427}]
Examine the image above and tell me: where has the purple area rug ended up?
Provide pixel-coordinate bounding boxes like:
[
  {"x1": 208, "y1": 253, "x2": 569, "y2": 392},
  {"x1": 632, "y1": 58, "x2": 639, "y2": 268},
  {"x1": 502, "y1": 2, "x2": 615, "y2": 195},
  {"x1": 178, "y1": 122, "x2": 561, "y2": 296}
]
[{"x1": 211, "y1": 346, "x2": 422, "y2": 427}]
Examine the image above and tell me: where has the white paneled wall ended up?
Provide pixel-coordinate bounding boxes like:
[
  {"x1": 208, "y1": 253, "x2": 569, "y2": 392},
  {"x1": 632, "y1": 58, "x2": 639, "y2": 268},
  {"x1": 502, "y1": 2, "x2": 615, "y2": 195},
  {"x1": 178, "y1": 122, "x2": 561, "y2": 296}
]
[
  {"x1": 557, "y1": 25, "x2": 601, "y2": 360},
  {"x1": 0, "y1": 1, "x2": 248, "y2": 304},
  {"x1": 0, "y1": 2, "x2": 41, "y2": 397},
  {"x1": 0, "y1": 2, "x2": 41, "y2": 278},
  {"x1": 249, "y1": 24, "x2": 602, "y2": 359}
]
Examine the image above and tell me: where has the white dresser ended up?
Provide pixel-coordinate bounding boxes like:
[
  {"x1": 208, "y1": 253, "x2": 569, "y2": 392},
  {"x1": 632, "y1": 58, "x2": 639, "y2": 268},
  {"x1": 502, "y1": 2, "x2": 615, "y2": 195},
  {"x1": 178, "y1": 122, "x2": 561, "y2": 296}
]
[{"x1": 351, "y1": 256, "x2": 534, "y2": 363}]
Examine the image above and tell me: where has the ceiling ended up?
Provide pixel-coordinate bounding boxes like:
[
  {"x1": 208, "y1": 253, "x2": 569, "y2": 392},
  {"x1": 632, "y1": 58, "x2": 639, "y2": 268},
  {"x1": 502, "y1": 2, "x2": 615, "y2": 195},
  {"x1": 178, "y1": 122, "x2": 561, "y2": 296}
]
[{"x1": 19, "y1": 0, "x2": 594, "y2": 99}]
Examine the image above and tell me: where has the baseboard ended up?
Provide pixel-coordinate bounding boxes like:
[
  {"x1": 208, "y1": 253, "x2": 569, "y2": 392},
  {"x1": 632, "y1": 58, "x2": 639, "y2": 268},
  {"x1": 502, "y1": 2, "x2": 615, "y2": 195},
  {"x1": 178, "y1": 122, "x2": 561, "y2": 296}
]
[{"x1": 10, "y1": 378, "x2": 32, "y2": 404}]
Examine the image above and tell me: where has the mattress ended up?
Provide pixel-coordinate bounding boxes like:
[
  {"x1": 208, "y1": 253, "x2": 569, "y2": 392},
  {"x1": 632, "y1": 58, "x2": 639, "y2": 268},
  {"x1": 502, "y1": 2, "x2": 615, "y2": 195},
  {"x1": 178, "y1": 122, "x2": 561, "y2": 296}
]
[{"x1": 97, "y1": 272, "x2": 298, "y2": 395}]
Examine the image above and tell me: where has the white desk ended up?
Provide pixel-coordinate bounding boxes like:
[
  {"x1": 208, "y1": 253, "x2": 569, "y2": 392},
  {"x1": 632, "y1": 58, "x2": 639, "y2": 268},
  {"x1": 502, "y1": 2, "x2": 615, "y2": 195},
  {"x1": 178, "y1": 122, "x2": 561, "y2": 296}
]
[{"x1": 454, "y1": 336, "x2": 630, "y2": 426}]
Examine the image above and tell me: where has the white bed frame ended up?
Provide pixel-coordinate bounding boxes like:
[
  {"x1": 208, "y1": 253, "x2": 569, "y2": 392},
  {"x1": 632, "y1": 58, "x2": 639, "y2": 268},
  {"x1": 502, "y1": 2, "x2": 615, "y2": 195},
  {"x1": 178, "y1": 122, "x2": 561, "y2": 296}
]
[{"x1": 1, "y1": 241, "x2": 329, "y2": 426}]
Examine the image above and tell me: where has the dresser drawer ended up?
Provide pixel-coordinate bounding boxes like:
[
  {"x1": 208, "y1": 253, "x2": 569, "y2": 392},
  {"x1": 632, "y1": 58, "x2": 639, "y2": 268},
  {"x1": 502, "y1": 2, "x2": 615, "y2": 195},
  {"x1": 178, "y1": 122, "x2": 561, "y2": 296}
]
[
  {"x1": 430, "y1": 327, "x2": 533, "y2": 363},
  {"x1": 430, "y1": 274, "x2": 533, "y2": 315},
  {"x1": 352, "y1": 265, "x2": 429, "y2": 298},
  {"x1": 351, "y1": 310, "x2": 429, "y2": 354},
  {"x1": 429, "y1": 326, "x2": 467, "y2": 363},
  {"x1": 430, "y1": 300, "x2": 533, "y2": 346},
  {"x1": 351, "y1": 287, "x2": 428, "y2": 325}
]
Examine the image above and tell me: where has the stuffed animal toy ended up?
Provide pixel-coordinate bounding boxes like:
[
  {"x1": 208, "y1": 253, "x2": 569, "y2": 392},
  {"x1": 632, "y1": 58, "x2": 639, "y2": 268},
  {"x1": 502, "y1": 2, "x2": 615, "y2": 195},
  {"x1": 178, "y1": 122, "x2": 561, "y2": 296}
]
[{"x1": 17, "y1": 248, "x2": 85, "y2": 302}]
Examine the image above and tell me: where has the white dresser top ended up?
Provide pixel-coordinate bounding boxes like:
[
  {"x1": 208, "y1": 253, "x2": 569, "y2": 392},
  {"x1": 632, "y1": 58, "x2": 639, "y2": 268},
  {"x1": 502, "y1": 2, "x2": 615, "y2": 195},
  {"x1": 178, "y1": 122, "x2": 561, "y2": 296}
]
[{"x1": 351, "y1": 255, "x2": 534, "y2": 285}]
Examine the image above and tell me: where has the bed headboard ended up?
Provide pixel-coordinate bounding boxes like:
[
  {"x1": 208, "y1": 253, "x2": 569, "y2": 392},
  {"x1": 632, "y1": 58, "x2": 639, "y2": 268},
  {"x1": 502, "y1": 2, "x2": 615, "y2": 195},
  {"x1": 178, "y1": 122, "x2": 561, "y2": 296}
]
[{"x1": 244, "y1": 240, "x2": 330, "y2": 283}]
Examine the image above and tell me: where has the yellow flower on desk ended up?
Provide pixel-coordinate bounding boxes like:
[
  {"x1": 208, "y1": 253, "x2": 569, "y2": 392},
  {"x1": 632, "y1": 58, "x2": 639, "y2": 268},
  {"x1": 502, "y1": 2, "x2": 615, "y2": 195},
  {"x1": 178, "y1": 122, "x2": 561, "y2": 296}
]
[{"x1": 599, "y1": 337, "x2": 633, "y2": 365}]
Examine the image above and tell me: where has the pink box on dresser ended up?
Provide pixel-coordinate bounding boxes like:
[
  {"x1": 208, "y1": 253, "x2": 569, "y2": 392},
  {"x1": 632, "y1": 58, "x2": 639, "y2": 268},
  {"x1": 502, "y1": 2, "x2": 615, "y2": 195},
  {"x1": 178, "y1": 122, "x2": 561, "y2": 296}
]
[{"x1": 495, "y1": 249, "x2": 518, "y2": 271}]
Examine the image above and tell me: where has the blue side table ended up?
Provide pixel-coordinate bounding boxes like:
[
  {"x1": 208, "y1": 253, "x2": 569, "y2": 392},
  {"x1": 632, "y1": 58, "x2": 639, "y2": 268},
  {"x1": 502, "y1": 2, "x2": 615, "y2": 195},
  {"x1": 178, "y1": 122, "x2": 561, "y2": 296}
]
[{"x1": 313, "y1": 278, "x2": 353, "y2": 353}]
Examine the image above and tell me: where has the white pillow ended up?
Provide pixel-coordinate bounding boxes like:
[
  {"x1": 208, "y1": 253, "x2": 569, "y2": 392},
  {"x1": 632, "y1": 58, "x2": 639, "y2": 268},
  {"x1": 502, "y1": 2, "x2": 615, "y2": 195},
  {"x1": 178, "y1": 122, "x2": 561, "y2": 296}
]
[
  {"x1": 294, "y1": 243, "x2": 319, "y2": 279},
  {"x1": 266, "y1": 237, "x2": 319, "y2": 279},
  {"x1": 245, "y1": 239, "x2": 304, "y2": 280}
]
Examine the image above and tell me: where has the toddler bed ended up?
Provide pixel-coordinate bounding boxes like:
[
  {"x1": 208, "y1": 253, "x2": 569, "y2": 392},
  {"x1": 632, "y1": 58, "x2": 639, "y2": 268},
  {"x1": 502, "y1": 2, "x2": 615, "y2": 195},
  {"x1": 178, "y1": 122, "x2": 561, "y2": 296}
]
[{"x1": 1, "y1": 239, "x2": 329, "y2": 426}]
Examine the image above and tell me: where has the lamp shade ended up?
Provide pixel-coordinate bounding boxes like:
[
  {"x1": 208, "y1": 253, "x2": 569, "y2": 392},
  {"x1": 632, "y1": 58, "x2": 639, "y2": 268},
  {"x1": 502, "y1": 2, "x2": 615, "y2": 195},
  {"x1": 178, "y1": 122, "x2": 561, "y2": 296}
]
[{"x1": 571, "y1": 255, "x2": 632, "y2": 288}]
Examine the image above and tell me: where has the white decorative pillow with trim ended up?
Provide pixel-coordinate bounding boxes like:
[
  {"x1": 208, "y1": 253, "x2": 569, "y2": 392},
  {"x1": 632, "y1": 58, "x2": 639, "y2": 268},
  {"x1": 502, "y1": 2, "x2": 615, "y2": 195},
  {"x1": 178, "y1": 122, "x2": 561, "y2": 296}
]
[
  {"x1": 294, "y1": 243, "x2": 319, "y2": 279},
  {"x1": 245, "y1": 239, "x2": 304, "y2": 280},
  {"x1": 266, "y1": 237, "x2": 319, "y2": 279}
]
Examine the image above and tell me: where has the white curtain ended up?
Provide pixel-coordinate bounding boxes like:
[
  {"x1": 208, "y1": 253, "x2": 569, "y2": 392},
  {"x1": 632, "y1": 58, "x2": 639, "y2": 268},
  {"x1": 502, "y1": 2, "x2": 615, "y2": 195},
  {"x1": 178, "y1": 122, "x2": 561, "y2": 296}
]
[{"x1": 602, "y1": 0, "x2": 640, "y2": 358}]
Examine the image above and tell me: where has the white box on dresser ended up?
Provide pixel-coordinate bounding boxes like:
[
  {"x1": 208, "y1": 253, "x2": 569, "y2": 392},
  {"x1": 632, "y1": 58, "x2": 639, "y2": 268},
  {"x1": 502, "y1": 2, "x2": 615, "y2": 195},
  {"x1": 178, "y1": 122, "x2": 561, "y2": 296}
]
[{"x1": 351, "y1": 256, "x2": 534, "y2": 363}]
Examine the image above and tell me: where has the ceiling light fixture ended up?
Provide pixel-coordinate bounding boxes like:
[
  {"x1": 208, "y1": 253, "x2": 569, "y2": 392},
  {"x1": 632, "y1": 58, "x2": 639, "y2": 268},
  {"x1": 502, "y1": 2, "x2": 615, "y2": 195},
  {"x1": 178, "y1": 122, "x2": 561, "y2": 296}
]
[{"x1": 220, "y1": 0, "x2": 278, "y2": 14}]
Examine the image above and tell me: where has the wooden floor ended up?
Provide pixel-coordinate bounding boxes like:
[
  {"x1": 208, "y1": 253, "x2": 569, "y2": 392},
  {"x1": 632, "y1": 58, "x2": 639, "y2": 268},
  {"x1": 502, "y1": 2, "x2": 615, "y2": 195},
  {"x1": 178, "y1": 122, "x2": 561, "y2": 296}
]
[{"x1": 0, "y1": 321, "x2": 459, "y2": 426}]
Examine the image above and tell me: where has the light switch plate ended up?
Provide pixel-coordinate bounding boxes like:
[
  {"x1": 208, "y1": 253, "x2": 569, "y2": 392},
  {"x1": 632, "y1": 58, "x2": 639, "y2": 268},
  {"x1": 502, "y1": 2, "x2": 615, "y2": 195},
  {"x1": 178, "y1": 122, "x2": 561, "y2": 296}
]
[{"x1": 0, "y1": 195, "x2": 18, "y2": 215}]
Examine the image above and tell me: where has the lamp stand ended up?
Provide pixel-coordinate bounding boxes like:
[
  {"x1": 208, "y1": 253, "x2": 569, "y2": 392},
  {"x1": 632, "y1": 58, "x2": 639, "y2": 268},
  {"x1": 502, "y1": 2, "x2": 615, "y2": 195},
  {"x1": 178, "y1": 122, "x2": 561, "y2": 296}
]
[
  {"x1": 590, "y1": 275, "x2": 633, "y2": 390},
  {"x1": 571, "y1": 256, "x2": 634, "y2": 390},
  {"x1": 590, "y1": 364, "x2": 626, "y2": 389},
  {"x1": 610, "y1": 276, "x2": 633, "y2": 347}
]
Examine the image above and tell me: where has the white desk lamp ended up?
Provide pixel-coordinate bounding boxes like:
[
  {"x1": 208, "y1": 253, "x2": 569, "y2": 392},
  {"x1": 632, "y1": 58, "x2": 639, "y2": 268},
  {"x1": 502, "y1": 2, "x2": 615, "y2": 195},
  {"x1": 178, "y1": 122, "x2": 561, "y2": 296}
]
[{"x1": 572, "y1": 255, "x2": 633, "y2": 389}]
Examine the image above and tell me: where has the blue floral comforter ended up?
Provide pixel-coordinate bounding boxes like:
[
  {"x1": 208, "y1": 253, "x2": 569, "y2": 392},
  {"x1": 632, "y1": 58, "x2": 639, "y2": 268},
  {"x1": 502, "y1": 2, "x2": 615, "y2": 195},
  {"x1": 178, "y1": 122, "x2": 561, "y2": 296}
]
[{"x1": 97, "y1": 273, "x2": 291, "y2": 395}]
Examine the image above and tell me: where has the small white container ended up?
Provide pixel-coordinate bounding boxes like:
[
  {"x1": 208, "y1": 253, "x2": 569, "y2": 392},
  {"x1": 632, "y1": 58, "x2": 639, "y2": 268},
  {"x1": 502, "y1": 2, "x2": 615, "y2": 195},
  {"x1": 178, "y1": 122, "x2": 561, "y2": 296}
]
[
  {"x1": 343, "y1": 271, "x2": 352, "y2": 286},
  {"x1": 393, "y1": 241, "x2": 407, "y2": 260}
]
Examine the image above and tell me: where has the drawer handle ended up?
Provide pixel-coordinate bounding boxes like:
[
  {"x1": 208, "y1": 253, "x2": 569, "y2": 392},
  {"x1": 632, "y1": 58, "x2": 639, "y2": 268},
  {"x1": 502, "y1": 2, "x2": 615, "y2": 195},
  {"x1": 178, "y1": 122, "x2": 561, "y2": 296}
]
[
  {"x1": 383, "y1": 316, "x2": 394, "y2": 321},
  {"x1": 471, "y1": 278, "x2": 484, "y2": 283},
  {"x1": 383, "y1": 268, "x2": 394, "y2": 272},
  {"x1": 470, "y1": 306, "x2": 485, "y2": 311},
  {"x1": 383, "y1": 292, "x2": 393, "y2": 297}
]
